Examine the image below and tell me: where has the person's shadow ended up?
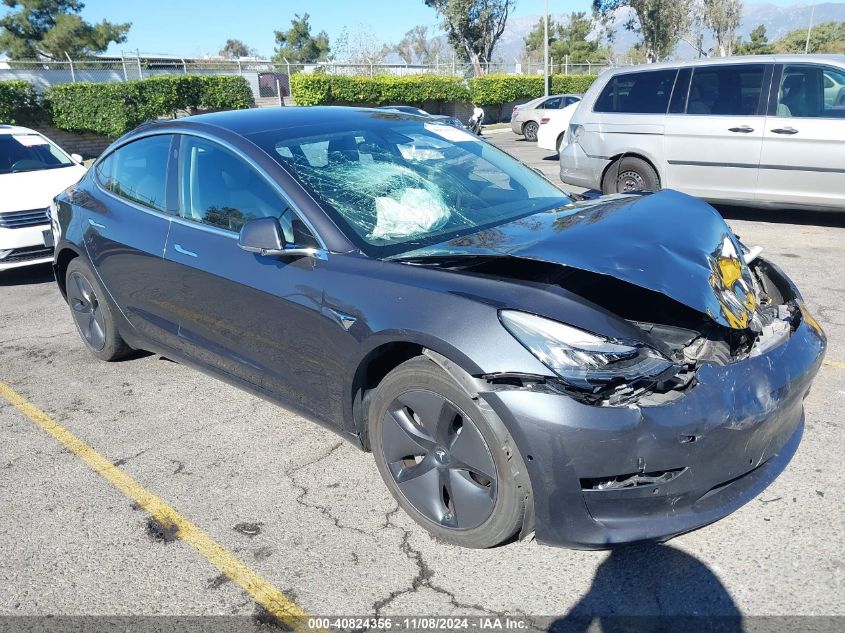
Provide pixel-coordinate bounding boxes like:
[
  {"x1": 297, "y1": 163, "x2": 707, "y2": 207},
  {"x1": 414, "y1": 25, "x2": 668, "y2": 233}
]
[{"x1": 549, "y1": 543, "x2": 743, "y2": 633}]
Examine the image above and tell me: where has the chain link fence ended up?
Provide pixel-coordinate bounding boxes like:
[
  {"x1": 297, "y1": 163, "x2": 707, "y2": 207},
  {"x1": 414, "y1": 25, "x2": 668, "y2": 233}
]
[{"x1": 1, "y1": 54, "x2": 618, "y2": 102}]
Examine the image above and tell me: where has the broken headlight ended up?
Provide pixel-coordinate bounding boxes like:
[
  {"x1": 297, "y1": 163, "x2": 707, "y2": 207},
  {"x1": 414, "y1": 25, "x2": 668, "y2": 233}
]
[{"x1": 499, "y1": 310, "x2": 674, "y2": 391}]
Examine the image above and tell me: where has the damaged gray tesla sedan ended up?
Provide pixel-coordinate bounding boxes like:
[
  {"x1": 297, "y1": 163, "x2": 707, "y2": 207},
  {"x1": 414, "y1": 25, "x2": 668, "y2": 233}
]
[{"x1": 53, "y1": 107, "x2": 826, "y2": 549}]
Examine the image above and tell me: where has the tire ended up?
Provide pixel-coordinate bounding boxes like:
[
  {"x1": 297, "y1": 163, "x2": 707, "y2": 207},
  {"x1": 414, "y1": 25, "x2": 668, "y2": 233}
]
[
  {"x1": 523, "y1": 121, "x2": 539, "y2": 142},
  {"x1": 369, "y1": 356, "x2": 529, "y2": 548},
  {"x1": 601, "y1": 156, "x2": 661, "y2": 194},
  {"x1": 555, "y1": 133, "x2": 565, "y2": 153},
  {"x1": 65, "y1": 258, "x2": 132, "y2": 361}
]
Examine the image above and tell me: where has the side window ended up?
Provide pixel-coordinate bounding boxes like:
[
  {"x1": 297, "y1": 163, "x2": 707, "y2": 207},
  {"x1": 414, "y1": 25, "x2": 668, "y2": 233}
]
[
  {"x1": 96, "y1": 135, "x2": 172, "y2": 212},
  {"x1": 594, "y1": 69, "x2": 677, "y2": 114},
  {"x1": 564, "y1": 96, "x2": 580, "y2": 107},
  {"x1": 178, "y1": 136, "x2": 291, "y2": 235},
  {"x1": 688, "y1": 64, "x2": 766, "y2": 116},
  {"x1": 541, "y1": 97, "x2": 562, "y2": 109},
  {"x1": 668, "y1": 67, "x2": 692, "y2": 114},
  {"x1": 776, "y1": 65, "x2": 845, "y2": 118}
]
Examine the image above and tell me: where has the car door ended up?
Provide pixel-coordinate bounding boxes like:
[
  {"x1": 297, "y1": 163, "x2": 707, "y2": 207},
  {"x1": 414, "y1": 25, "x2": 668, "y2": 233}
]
[
  {"x1": 161, "y1": 134, "x2": 336, "y2": 420},
  {"x1": 663, "y1": 63, "x2": 771, "y2": 203},
  {"x1": 757, "y1": 63, "x2": 845, "y2": 209},
  {"x1": 85, "y1": 134, "x2": 179, "y2": 347}
]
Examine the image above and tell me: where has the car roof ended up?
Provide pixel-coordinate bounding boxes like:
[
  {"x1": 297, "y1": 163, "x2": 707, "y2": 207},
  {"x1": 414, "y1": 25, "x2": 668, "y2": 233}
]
[
  {"x1": 600, "y1": 54, "x2": 845, "y2": 77},
  {"x1": 137, "y1": 106, "x2": 424, "y2": 138},
  {"x1": 0, "y1": 124, "x2": 40, "y2": 135}
]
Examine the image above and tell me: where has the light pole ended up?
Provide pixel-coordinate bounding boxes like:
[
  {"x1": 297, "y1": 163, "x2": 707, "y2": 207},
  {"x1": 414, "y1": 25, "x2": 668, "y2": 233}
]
[
  {"x1": 805, "y1": 5, "x2": 815, "y2": 54},
  {"x1": 543, "y1": 0, "x2": 549, "y2": 95}
]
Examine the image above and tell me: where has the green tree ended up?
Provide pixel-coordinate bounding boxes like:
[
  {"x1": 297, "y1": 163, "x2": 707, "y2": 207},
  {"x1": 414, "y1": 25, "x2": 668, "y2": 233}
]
[
  {"x1": 523, "y1": 12, "x2": 611, "y2": 64},
  {"x1": 0, "y1": 0, "x2": 130, "y2": 59},
  {"x1": 702, "y1": 0, "x2": 742, "y2": 56},
  {"x1": 394, "y1": 25, "x2": 442, "y2": 65},
  {"x1": 219, "y1": 38, "x2": 255, "y2": 59},
  {"x1": 593, "y1": 0, "x2": 691, "y2": 61},
  {"x1": 272, "y1": 13, "x2": 330, "y2": 64},
  {"x1": 770, "y1": 21, "x2": 845, "y2": 54},
  {"x1": 736, "y1": 24, "x2": 771, "y2": 55},
  {"x1": 424, "y1": 0, "x2": 515, "y2": 76}
]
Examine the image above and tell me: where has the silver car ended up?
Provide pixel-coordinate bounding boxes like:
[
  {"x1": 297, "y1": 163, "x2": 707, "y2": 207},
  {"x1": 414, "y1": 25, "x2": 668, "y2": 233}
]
[
  {"x1": 560, "y1": 54, "x2": 845, "y2": 211},
  {"x1": 510, "y1": 94, "x2": 582, "y2": 142}
]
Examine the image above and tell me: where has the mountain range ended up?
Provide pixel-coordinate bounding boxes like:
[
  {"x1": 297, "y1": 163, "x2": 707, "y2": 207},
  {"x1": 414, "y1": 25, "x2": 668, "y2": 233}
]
[{"x1": 493, "y1": 2, "x2": 845, "y2": 61}]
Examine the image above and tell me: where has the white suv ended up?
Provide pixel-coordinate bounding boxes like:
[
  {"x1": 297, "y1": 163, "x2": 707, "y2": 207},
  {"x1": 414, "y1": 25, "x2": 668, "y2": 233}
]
[
  {"x1": 560, "y1": 55, "x2": 845, "y2": 211},
  {"x1": 0, "y1": 125, "x2": 86, "y2": 271}
]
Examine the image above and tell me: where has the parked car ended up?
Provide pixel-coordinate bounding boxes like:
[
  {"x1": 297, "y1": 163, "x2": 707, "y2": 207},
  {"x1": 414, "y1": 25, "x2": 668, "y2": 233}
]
[
  {"x1": 0, "y1": 125, "x2": 86, "y2": 272},
  {"x1": 510, "y1": 93, "x2": 581, "y2": 141},
  {"x1": 560, "y1": 54, "x2": 845, "y2": 210},
  {"x1": 53, "y1": 107, "x2": 825, "y2": 549},
  {"x1": 377, "y1": 105, "x2": 465, "y2": 129},
  {"x1": 537, "y1": 101, "x2": 582, "y2": 152}
]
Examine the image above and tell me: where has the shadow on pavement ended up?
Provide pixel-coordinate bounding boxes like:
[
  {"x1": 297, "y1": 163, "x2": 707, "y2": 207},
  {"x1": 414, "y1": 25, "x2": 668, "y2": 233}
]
[
  {"x1": 549, "y1": 544, "x2": 743, "y2": 633},
  {"x1": 715, "y1": 205, "x2": 845, "y2": 228},
  {"x1": 0, "y1": 263, "x2": 54, "y2": 286}
]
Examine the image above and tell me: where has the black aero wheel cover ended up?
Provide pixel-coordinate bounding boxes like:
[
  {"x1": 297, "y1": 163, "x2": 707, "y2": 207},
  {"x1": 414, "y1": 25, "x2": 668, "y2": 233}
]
[
  {"x1": 381, "y1": 389, "x2": 497, "y2": 530},
  {"x1": 68, "y1": 271, "x2": 107, "y2": 352}
]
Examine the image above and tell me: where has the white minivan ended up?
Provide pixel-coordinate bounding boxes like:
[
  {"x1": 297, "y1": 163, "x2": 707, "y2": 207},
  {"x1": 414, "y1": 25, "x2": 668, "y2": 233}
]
[{"x1": 560, "y1": 55, "x2": 845, "y2": 210}]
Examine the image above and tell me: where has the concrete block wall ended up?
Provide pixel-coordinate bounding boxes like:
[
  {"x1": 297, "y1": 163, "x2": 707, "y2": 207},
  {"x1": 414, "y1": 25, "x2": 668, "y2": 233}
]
[{"x1": 36, "y1": 126, "x2": 112, "y2": 160}]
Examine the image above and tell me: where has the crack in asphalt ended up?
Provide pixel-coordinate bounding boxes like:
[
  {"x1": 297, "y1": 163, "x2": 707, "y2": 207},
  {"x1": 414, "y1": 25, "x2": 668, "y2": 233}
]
[
  {"x1": 0, "y1": 331, "x2": 74, "y2": 346},
  {"x1": 284, "y1": 441, "x2": 374, "y2": 538},
  {"x1": 113, "y1": 448, "x2": 148, "y2": 466},
  {"x1": 373, "y1": 506, "x2": 518, "y2": 620}
]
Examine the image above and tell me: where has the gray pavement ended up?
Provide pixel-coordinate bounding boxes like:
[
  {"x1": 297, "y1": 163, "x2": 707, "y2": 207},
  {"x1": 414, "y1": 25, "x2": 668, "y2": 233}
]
[{"x1": 1, "y1": 133, "x2": 843, "y2": 626}]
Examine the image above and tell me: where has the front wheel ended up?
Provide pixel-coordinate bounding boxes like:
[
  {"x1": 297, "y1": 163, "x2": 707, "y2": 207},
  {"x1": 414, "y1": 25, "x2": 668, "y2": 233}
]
[
  {"x1": 523, "y1": 121, "x2": 539, "y2": 142},
  {"x1": 601, "y1": 156, "x2": 661, "y2": 194},
  {"x1": 369, "y1": 356, "x2": 529, "y2": 548}
]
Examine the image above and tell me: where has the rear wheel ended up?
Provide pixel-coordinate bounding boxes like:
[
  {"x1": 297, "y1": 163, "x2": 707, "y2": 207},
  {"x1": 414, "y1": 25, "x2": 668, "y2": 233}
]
[
  {"x1": 555, "y1": 133, "x2": 565, "y2": 152},
  {"x1": 369, "y1": 356, "x2": 529, "y2": 548},
  {"x1": 602, "y1": 156, "x2": 660, "y2": 194},
  {"x1": 66, "y1": 258, "x2": 132, "y2": 361},
  {"x1": 522, "y1": 121, "x2": 539, "y2": 142}
]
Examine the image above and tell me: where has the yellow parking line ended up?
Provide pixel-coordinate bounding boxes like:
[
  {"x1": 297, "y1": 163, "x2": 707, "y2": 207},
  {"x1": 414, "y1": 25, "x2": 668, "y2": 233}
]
[
  {"x1": 824, "y1": 359, "x2": 845, "y2": 370},
  {"x1": 0, "y1": 381, "x2": 309, "y2": 628}
]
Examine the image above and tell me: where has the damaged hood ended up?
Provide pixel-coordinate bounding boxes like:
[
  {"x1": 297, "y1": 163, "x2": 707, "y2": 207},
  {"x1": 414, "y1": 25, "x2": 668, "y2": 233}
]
[{"x1": 394, "y1": 190, "x2": 758, "y2": 330}]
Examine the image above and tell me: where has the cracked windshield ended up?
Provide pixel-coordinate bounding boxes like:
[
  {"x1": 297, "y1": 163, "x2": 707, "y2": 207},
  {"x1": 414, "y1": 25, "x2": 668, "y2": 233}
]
[{"x1": 249, "y1": 120, "x2": 571, "y2": 255}]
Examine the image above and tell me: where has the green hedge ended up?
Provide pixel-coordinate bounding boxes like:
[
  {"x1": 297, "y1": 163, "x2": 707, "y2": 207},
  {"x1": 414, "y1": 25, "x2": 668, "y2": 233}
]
[
  {"x1": 46, "y1": 74, "x2": 254, "y2": 138},
  {"x1": 469, "y1": 74, "x2": 598, "y2": 105},
  {"x1": 291, "y1": 73, "x2": 470, "y2": 106},
  {"x1": 290, "y1": 73, "x2": 597, "y2": 107},
  {"x1": 0, "y1": 80, "x2": 45, "y2": 125}
]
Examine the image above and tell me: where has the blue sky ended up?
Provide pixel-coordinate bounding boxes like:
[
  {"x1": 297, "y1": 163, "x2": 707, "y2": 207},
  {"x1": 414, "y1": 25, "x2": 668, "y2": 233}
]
[{"x1": 0, "y1": 0, "x2": 818, "y2": 58}]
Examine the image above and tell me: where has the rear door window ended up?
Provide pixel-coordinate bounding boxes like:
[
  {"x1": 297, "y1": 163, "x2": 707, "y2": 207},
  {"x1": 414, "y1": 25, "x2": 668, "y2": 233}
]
[
  {"x1": 540, "y1": 97, "x2": 562, "y2": 109},
  {"x1": 688, "y1": 64, "x2": 767, "y2": 116},
  {"x1": 594, "y1": 69, "x2": 678, "y2": 114},
  {"x1": 96, "y1": 135, "x2": 172, "y2": 212}
]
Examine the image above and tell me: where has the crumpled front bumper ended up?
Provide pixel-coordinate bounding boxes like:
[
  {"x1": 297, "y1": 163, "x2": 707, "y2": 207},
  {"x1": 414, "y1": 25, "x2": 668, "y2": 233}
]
[{"x1": 481, "y1": 301, "x2": 826, "y2": 549}]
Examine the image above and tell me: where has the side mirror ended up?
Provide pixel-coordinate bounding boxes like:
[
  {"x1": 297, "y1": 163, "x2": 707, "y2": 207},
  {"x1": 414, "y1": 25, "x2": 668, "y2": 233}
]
[
  {"x1": 238, "y1": 217, "x2": 325, "y2": 259},
  {"x1": 71, "y1": 153, "x2": 83, "y2": 164}
]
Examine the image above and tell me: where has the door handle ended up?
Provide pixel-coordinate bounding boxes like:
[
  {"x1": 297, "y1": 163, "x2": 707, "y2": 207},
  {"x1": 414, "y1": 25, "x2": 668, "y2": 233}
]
[
  {"x1": 88, "y1": 218, "x2": 106, "y2": 229},
  {"x1": 728, "y1": 126, "x2": 754, "y2": 133},
  {"x1": 772, "y1": 127, "x2": 798, "y2": 135},
  {"x1": 173, "y1": 244, "x2": 198, "y2": 258}
]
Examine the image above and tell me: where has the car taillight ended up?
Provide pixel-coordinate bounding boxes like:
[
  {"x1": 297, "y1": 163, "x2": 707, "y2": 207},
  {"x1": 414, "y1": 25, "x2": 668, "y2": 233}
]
[{"x1": 540, "y1": 117, "x2": 550, "y2": 125}]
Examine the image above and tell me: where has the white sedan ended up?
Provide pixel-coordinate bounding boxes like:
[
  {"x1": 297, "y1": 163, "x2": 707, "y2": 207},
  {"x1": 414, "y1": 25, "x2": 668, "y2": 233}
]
[
  {"x1": 536, "y1": 101, "x2": 581, "y2": 153},
  {"x1": 0, "y1": 125, "x2": 87, "y2": 271}
]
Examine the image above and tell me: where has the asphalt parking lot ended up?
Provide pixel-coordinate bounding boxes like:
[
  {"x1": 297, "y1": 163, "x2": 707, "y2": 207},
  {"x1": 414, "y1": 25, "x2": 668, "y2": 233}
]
[{"x1": 1, "y1": 132, "x2": 844, "y2": 629}]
